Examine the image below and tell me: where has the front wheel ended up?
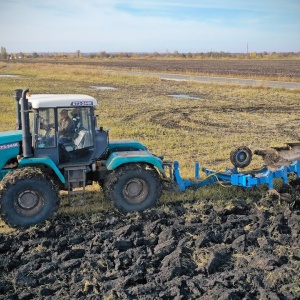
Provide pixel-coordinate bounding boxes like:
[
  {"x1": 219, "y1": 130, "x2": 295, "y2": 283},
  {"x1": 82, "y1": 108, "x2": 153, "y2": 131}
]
[
  {"x1": 0, "y1": 167, "x2": 60, "y2": 228},
  {"x1": 104, "y1": 164, "x2": 162, "y2": 213}
]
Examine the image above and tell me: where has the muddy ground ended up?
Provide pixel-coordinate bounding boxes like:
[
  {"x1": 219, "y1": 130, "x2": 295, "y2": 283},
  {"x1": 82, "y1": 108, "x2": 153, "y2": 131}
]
[{"x1": 1, "y1": 193, "x2": 300, "y2": 300}]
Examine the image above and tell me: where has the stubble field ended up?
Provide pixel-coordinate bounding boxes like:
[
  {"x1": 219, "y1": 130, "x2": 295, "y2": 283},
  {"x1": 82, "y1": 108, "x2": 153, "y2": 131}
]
[{"x1": 0, "y1": 60, "x2": 300, "y2": 299}]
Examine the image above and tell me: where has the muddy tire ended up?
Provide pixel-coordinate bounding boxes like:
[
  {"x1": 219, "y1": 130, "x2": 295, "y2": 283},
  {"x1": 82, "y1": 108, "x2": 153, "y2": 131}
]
[
  {"x1": 103, "y1": 164, "x2": 161, "y2": 213},
  {"x1": 230, "y1": 146, "x2": 252, "y2": 168},
  {"x1": 0, "y1": 167, "x2": 60, "y2": 228}
]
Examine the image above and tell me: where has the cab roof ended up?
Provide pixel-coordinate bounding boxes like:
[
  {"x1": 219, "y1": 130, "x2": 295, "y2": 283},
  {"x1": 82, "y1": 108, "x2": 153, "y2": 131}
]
[{"x1": 27, "y1": 94, "x2": 98, "y2": 109}]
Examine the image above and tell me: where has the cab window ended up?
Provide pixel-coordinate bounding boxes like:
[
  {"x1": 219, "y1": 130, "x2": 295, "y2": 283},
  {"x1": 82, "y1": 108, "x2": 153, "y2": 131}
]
[
  {"x1": 70, "y1": 107, "x2": 94, "y2": 149},
  {"x1": 36, "y1": 108, "x2": 56, "y2": 148}
]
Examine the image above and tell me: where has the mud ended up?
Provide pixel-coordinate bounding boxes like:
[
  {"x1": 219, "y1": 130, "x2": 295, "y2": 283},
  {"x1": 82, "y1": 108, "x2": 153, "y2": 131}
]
[
  {"x1": 255, "y1": 144, "x2": 300, "y2": 170},
  {"x1": 1, "y1": 196, "x2": 300, "y2": 300}
]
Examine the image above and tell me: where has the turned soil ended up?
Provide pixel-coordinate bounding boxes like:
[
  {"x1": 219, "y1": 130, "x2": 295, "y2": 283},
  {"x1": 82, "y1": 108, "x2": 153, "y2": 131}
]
[
  {"x1": 9, "y1": 59, "x2": 300, "y2": 79},
  {"x1": 1, "y1": 194, "x2": 300, "y2": 299},
  {"x1": 89, "y1": 59, "x2": 300, "y2": 79}
]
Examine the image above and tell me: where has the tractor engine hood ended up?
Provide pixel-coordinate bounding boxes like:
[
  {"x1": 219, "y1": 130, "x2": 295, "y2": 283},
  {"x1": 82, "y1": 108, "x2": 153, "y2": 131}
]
[
  {"x1": 0, "y1": 130, "x2": 22, "y2": 145},
  {"x1": 0, "y1": 130, "x2": 22, "y2": 174}
]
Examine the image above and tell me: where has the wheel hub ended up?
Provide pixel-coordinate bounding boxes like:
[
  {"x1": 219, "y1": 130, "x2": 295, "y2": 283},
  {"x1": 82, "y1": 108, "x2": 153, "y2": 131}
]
[
  {"x1": 17, "y1": 191, "x2": 40, "y2": 210},
  {"x1": 123, "y1": 179, "x2": 149, "y2": 204},
  {"x1": 237, "y1": 151, "x2": 246, "y2": 162},
  {"x1": 127, "y1": 180, "x2": 143, "y2": 197}
]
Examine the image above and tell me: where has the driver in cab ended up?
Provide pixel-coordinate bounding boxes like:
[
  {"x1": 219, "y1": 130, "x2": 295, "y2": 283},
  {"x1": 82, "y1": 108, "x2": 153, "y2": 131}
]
[{"x1": 58, "y1": 109, "x2": 75, "y2": 144}]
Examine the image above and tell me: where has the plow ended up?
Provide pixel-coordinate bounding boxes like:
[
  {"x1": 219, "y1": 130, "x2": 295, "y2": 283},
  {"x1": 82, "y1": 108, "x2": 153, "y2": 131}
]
[{"x1": 171, "y1": 143, "x2": 300, "y2": 192}]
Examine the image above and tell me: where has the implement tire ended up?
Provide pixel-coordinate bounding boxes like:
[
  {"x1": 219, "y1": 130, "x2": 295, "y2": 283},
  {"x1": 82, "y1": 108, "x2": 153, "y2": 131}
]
[
  {"x1": 0, "y1": 167, "x2": 60, "y2": 228},
  {"x1": 230, "y1": 146, "x2": 252, "y2": 168},
  {"x1": 104, "y1": 163, "x2": 161, "y2": 213}
]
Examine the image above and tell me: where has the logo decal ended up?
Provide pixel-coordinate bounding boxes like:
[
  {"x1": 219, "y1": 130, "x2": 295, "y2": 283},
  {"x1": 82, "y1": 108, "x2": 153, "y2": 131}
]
[
  {"x1": 0, "y1": 142, "x2": 19, "y2": 151},
  {"x1": 71, "y1": 101, "x2": 93, "y2": 106}
]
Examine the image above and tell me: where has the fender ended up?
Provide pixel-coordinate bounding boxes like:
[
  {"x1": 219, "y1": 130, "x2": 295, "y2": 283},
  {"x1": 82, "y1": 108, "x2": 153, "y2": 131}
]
[
  {"x1": 108, "y1": 139, "x2": 147, "y2": 152},
  {"x1": 18, "y1": 157, "x2": 66, "y2": 183},
  {"x1": 105, "y1": 150, "x2": 165, "y2": 175}
]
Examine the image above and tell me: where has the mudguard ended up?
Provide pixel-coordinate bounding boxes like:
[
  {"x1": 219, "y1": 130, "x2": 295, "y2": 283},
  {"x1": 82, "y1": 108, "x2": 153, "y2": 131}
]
[
  {"x1": 108, "y1": 139, "x2": 147, "y2": 152},
  {"x1": 105, "y1": 150, "x2": 165, "y2": 175},
  {"x1": 18, "y1": 157, "x2": 66, "y2": 183}
]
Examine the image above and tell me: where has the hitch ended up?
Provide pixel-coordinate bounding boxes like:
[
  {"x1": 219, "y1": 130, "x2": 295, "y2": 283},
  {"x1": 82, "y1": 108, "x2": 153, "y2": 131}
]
[{"x1": 172, "y1": 161, "x2": 232, "y2": 191}]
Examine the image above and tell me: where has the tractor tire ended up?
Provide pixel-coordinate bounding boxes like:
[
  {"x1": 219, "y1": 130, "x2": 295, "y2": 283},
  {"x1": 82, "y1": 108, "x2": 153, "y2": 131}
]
[
  {"x1": 230, "y1": 146, "x2": 252, "y2": 168},
  {"x1": 0, "y1": 167, "x2": 60, "y2": 228},
  {"x1": 103, "y1": 163, "x2": 162, "y2": 213}
]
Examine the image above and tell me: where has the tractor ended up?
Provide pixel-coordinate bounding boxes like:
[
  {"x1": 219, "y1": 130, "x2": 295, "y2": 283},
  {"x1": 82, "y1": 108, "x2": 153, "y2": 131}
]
[{"x1": 0, "y1": 88, "x2": 167, "y2": 228}]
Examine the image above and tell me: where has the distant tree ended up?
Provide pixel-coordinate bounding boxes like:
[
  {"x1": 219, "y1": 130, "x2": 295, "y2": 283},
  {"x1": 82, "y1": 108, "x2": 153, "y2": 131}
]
[
  {"x1": 270, "y1": 52, "x2": 277, "y2": 58},
  {"x1": 0, "y1": 47, "x2": 7, "y2": 59},
  {"x1": 32, "y1": 52, "x2": 39, "y2": 58},
  {"x1": 98, "y1": 51, "x2": 109, "y2": 59},
  {"x1": 151, "y1": 51, "x2": 160, "y2": 58}
]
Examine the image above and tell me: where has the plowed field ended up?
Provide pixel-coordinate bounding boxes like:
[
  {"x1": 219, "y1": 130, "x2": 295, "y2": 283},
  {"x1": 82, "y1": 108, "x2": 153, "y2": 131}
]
[
  {"x1": 1, "y1": 197, "x2": 300, "y2": 299},
  {"x1": 8, "y1": 59, "x2": 300, "y2": 79},
  {"x1": 89, "y1": 59, "x2": 300, "y2": 79}
]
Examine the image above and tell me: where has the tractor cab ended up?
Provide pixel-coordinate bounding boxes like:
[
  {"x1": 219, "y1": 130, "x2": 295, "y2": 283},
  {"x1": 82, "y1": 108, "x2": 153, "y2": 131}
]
[{"x1": 26, "y1": 94, "x2": 108, "y2": 166}]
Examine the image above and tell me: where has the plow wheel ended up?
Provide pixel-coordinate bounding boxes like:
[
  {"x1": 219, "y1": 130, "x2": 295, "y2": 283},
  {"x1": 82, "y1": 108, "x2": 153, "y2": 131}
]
[{"x1": 230, "y1": 146, "x2": 252, "y2": 168}]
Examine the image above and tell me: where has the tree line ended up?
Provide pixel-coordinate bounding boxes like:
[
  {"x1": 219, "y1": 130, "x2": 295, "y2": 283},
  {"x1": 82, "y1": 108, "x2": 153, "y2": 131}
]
[{"x1": 1, "y1": 47, "x2": 300, "y2": 60}]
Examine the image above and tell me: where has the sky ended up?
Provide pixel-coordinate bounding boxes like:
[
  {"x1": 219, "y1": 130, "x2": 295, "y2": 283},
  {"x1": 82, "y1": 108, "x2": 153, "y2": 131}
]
[{"x1": 0, "y1": 0, "x2": 299, "y2": 54}]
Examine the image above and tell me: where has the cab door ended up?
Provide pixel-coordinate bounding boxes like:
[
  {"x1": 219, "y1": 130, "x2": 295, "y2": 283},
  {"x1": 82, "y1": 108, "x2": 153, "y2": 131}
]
[{"x1": 33, "y1": 108, "x2": 60, "y2": 165}]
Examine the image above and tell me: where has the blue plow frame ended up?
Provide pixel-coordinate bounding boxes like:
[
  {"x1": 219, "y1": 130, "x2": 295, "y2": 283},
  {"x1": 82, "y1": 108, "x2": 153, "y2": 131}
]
[{"x1": 172, "y1": 160, "x2": 300, "y2": 192}]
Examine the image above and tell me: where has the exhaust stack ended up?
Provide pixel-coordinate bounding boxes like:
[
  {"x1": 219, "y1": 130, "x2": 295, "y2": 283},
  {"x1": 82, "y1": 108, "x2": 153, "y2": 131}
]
[
  {"x1": 14, "y1": 88, "x2": 23, "y2": 130},
  {"x1": 20, "y1": 88, "x2": 33, "y2": 158}
]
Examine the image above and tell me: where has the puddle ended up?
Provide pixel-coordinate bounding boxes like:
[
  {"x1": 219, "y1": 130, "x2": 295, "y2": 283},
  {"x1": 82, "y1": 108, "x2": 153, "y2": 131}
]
[
  {"x1": 0, "y1": 75, "x2": 19, "y2": 78},
  {"x1": 169, "y1": 94, "x2": 203, "y2": 100},
  {"x1": 90, "y1": 86, "x2": 118, "y2": 90}
]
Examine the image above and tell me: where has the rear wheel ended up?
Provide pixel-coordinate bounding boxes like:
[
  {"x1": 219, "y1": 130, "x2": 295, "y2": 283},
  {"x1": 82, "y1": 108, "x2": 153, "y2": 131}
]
[
  {"x1": 230, "y1": 146, "x2": 252, "y2": 168},
  {"x1": 0, "y1": 167, "x2": 60, "y2": 228},
  {"x1": 104, "y1": 164, "x2": 161, "y2": 212}
]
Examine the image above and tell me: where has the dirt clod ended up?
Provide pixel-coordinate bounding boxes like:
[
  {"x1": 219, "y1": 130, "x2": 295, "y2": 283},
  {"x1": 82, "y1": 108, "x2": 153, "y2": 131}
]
[{"x1": 1, "y1": 199, "x2": 300, "y2": 299}]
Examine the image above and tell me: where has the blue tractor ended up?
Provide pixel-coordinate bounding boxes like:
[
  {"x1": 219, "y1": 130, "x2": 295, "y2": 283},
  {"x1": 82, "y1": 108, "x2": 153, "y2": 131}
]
[{"x1": 0, "y1": 89, "x2": 167, "y2": 228}]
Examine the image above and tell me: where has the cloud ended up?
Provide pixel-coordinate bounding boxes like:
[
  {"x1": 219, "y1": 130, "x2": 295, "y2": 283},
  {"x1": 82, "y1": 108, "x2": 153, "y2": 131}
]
[{"x1": 0, "y1": 0, "x2": 299, "y2": 53}]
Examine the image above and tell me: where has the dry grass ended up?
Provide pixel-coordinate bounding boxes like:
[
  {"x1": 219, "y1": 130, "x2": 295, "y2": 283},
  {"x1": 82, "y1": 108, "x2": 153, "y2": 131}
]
[{"x1": 0, "y1": 61, "x2": 300, "y2": 232}]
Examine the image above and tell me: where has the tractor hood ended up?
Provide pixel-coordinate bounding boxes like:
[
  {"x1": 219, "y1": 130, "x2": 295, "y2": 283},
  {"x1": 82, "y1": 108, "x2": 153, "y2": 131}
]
[
  {"x1": 0, "y1": 130, "x2": 22, "y2": 145},
  {"x1": 0, "y1": 130, "x2": 22, "y2": 178}
]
